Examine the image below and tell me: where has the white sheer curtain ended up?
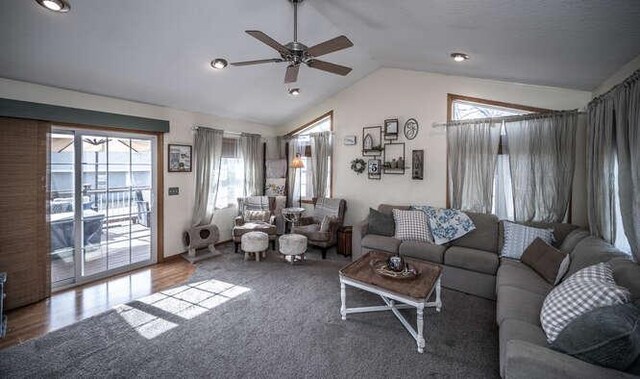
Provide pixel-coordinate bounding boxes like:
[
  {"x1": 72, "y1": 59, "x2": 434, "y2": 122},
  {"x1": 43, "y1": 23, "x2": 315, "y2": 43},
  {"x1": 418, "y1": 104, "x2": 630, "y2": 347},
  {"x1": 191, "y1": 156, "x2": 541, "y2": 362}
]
[
  {"x1": 447, "y1": 119, "x2": 501, "y2": 213},
  {"x1": 191, "y1": 127, "x2": 224, "y2": 226},
  {"x1": 505, "y1": 111, "x2": 578, "y2": 222},
  {"x1": 286, "y1": 137, "x2": 304, "y2": 207},
  {"x1": 239, "y1": 133, "x2": 263, "y2": 197}
]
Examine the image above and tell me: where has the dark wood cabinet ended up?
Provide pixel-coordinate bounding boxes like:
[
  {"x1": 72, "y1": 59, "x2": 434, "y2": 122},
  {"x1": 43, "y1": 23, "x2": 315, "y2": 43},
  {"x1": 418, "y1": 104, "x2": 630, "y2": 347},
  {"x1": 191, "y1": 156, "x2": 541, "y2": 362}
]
[{"x1": 337, "y1": 226, "x2": 352, "y2": 257}]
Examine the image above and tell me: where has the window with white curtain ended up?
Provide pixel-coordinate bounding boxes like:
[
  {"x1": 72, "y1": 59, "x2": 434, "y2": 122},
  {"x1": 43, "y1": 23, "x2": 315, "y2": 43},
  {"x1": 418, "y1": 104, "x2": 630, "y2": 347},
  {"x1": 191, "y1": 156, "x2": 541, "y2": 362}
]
[
  {"x1": 451, "y1": 98, "x2": 531, "y2": 220},
  {"x1": 293, "y1": 114, "x2": 332, "y2": 201},
  {"x1": 613, "y1": 159, "x2": 632, "y2": 254},
  {"x1": 215, "y1": 137, "x2": 245, "y2": 209}
]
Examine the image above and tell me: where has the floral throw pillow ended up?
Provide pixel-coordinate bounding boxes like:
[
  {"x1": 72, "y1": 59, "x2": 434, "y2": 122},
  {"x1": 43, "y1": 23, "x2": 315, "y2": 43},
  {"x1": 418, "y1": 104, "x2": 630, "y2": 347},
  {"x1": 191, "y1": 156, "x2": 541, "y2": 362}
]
[
  {"x1": 265, "y1": 178, "x2": 286, "y2": 196},
  {"x1": 412, "y1": 205, "x2": 476, "y2": 245}
]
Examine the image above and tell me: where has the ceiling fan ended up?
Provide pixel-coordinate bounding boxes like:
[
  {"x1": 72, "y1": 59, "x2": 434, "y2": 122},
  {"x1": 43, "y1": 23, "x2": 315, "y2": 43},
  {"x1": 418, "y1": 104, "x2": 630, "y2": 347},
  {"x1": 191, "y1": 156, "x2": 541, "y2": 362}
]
[{"x1": 225, "y1": 0, "x2": 354, "y2": 84}]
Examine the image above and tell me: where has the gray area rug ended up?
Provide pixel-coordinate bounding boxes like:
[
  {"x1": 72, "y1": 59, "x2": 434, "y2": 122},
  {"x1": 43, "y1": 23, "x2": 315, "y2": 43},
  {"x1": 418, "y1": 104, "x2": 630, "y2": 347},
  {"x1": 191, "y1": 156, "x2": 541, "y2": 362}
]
[{"x1": 0, "y1": 244, "x2": 499, "y2": 378}]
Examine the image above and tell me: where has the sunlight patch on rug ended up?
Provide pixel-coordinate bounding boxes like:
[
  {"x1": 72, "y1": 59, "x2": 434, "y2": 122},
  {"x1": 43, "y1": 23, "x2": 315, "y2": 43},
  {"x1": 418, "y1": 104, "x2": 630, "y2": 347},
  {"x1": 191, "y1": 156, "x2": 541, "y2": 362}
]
[{"x1": 115, "y1": 279, "x2": 250, "y2": 339}]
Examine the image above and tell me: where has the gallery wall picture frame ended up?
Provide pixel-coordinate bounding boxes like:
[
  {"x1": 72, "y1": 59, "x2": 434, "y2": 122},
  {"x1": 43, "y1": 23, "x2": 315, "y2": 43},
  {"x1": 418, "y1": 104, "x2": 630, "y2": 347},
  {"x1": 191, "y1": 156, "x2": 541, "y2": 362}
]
[
  {"x1": 362, "y1": 126, "x2": 383, "y2": 156},
  {"x1": 367, "y1": 158, "x2": 382, "y2": 180},
  {"x1": 412, "y1": 149, "x2": 424, "y2": 180},
  {"x1": 168, "y1": 144, "x2": 192, "y2": 172},
  {"x1": 383, "y1": 142, "x2": 406, "y2": 175},
  {"x1": 343, "y1": 135, "x2": 357, "y2": 145},
  {"x1": 404, "y1": 118, "x2": 419, "y2": 140},
  {"x1": 384, "y1": 118, "x2": 399, "y2": 140}
]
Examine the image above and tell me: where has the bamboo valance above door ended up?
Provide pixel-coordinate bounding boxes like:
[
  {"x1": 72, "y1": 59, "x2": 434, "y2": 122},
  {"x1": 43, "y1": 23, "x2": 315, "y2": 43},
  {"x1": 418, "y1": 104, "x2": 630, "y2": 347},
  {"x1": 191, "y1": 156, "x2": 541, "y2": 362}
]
[{"x1": 0, "y1": 117, "x2": 51, "y2": 310}]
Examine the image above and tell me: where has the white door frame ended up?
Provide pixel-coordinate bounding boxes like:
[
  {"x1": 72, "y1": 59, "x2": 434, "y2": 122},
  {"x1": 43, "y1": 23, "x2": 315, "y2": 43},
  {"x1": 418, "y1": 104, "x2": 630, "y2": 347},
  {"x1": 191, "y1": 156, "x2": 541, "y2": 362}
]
[{"x1": 51, "y1": 126, "x2": 158, "y2": 290}]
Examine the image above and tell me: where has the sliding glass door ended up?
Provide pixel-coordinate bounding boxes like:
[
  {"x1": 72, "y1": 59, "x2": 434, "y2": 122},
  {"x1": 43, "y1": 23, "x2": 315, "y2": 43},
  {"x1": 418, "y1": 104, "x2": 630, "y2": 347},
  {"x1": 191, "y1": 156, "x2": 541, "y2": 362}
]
[{"x1": 50, "y1": 127, "x2": 157, "y2": 288}]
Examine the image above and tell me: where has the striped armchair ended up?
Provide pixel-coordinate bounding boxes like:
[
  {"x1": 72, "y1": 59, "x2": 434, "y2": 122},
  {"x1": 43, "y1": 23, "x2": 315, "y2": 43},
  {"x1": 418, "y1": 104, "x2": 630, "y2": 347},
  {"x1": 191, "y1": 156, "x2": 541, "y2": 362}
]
[{"x1": 292, "y1": 198, "x2": 347, "y2": 259}]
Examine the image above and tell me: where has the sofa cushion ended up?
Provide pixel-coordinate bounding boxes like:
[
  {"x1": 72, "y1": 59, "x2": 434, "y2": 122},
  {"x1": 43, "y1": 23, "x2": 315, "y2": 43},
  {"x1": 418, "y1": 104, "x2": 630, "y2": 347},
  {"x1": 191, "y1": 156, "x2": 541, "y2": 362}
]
[
  {"x1": 497, "y1": 259, "x2": 554, "y2": 296},
  {"x1": 444, "y1": 246, "x2": 499, "y2": 275},
  {"x1": 551, "y1": 303, "x2": 640, "y2": 374},
  {"x1": 611, "y1": 258, "x2": 640, "y2": 300},
  {"x1": 500, "y1": 221, "x2": 554, "y2": 260},
  {"x1": 521, "y1": 238, "x2": 570, "y2": 285},
  {"x1": 361, "y1": 234, "x2": 401, "y2": 254},
  {"x1": 449, "y1": 212, "x2": 499, "y2": 253},
  {"x1": 233, "y1": 222, "x2": 276, "y2": 238},
  {"x1": 392, "y1": 209, "x2": 431, "y2": 242},
  {"x1": 367, "y1": 208, "x2": 395, "y2": 237},
  {"x1": 499, "y1": 319, "x2": 549, "y2": 377},
  {"x1": 293, "y1": 224, "x2": 330, "y2": 242},
  {"x1": 497, "y1": 286, "x2": 546, "y2": 326},
  {"x1": 399, "y1": 241, "x2": 445, "y2": 263},
  {"x1": 559, "y1": 229, "x2": 591, "y2": 254},
  {"x1": 566, "y1": 236, "x2": 628, "y2": 277},
  {"x1": 541, "y1": 263, "x2": 631, "y2": 342}
]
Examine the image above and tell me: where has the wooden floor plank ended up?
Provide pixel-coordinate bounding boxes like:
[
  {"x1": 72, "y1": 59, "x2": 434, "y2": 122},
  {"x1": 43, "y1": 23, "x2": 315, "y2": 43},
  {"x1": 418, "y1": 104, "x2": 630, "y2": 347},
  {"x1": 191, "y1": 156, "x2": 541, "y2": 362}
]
[{"x1": 0, "y1": 256, "x2": 194, "y2": 350}]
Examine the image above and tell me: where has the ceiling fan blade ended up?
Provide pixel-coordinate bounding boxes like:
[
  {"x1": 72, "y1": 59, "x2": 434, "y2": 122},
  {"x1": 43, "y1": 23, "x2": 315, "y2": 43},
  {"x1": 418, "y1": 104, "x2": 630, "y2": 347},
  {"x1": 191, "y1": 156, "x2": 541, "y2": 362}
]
[
  {"x1": 245, "y1": 30, "x2": 290, "y2": 56},
  {"x1": 306, "y1": 35, "x2": 353, "y2": 58},
  {"x1": 230, "y1": 58, "x2": 283, "y2": 66},
  {"x1": 307, "y1": 60, "x2": 352, "y2": 76},
  {"x1": 284, "y1": 64, "x2": 300, "y2": 83}
]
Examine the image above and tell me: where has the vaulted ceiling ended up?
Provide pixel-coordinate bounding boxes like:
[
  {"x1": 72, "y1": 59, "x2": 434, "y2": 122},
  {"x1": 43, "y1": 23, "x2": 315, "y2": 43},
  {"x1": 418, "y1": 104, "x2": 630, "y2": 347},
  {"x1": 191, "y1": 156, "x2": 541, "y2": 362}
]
[{"x1": 1, "y1": 0, "x2": 639, "y2": 126}]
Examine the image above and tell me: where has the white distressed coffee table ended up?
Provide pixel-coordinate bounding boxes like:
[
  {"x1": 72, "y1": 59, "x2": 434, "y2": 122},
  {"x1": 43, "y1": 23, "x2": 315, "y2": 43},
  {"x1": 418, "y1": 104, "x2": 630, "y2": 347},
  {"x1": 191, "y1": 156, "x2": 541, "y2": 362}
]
[{"x1": 339, "y1": 251, "x2": 443, "y2": 353}]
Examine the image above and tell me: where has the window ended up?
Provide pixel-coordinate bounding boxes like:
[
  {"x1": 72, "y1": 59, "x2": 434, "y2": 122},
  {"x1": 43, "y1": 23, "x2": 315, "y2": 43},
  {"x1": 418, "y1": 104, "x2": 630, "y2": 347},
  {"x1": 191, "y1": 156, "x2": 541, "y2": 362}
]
[
  {"x1": 449, "y1": 95, "x2": 543, "y2": 220},
  {"x1": 215, "y1": 137, "x2": 244, "y2": 209},
  {"x1": 291, "y1": 112, "x2": 333, "y2": 201},
  {"x1": 613, "y1": 159, "x2": 632, "y2": 254}
]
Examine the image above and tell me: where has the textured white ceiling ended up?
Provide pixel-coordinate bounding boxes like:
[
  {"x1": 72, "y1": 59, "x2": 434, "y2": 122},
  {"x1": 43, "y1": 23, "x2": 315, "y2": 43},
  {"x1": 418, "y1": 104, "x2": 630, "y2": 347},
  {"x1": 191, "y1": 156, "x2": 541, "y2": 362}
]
[{"x1": 1, "y1": 0, "x2": 639, "y2": 126}]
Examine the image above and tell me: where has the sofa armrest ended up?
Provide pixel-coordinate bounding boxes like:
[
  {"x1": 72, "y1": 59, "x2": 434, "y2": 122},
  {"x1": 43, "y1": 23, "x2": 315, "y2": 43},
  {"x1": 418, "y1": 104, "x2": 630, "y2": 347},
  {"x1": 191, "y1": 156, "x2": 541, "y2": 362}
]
[
  {"x1": 505, "y1": 340, "x2": 636, "y2": 379},
  {"x1": 234, "y1": 216, "x2": 244, "y2": 226},
  {"x1": 352, "y1": 218, "x2": 369, "y2": 260}
]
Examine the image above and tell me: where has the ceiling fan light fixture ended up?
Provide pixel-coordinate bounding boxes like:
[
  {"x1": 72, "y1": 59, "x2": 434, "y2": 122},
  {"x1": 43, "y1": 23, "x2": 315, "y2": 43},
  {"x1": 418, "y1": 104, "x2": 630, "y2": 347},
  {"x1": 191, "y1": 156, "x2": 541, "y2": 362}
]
[
  {"x1": 211, "y1": 58, "x2": 228, "y2": 70},
  {"x1": 288, "y1": 88, "x2": 300, "y2": 96},
  {"x1": 451, "y1": 53, "x2": 469, "y2": 62},
  {"x1": 36, "y1": 0, "x2": 70, "y2": 12}
]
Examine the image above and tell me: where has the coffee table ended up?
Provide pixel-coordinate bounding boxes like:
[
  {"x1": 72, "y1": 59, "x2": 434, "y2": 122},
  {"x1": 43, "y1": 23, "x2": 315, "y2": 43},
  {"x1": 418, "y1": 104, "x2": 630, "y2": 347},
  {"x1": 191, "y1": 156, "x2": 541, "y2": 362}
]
[{"x1": 339, "y1": 251, "x2": 443, "y2": 353}]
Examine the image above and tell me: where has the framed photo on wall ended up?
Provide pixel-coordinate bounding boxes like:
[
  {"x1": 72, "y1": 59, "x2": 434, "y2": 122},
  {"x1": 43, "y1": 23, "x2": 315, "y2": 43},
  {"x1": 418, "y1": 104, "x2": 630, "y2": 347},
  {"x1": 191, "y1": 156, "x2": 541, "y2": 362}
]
[
  {"x1": 384, "y1": 118, "x2": 399, "y2": 140},
  {"x1": 367, "y1": 158, "x2": 381, "y2": 180},
  {"x1": 412, "y1": 149, "x2": 424, "y2": 180},
  {"x1": 168, "y1": 144, "x2": 192, "y2": 172}
]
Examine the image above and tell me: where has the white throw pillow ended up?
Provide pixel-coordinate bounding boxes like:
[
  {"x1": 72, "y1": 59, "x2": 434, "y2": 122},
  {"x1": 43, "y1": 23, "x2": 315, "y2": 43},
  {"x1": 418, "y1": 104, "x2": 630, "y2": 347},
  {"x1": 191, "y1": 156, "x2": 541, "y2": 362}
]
[
  {"x1": 392, "y1": 209, "x2": 431, "y2": 242},
  {"x1": 540, "y1": 263, "x2": 631, "y2": 343},
  {"x1": 501, "y1": 221, "x2": 554, "y2": 260},
  {"x1": 320, "y1": 215, "x2": 334, "y2": 232},
  {"x1": 554, "y1": 254, "x2": 571, "y2": 285}
]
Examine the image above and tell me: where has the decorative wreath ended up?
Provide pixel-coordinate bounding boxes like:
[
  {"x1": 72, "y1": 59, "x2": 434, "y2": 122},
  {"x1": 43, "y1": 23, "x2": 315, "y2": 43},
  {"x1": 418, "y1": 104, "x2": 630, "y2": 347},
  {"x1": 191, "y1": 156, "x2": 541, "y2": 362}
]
[{"x1": 350, "y1": 158, "x2": 366, "y2": 174}]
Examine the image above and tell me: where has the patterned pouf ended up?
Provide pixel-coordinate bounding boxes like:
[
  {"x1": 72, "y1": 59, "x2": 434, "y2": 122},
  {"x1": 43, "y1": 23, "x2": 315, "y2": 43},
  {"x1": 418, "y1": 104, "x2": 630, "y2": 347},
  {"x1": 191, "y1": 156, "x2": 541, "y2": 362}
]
[
  {"x1": 241, "y1": 231, "x2": 269, "y2": 262},
  {"x1": 279, "y1": 234, "x2": 308, "y2": 264}
]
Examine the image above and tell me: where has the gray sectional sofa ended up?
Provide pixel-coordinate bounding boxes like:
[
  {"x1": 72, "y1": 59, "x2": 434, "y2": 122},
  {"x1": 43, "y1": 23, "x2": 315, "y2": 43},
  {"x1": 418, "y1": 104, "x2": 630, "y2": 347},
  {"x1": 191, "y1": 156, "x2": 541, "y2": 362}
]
[{"x1": 352, "y1": 204, "x2": 640, "y2": 378}]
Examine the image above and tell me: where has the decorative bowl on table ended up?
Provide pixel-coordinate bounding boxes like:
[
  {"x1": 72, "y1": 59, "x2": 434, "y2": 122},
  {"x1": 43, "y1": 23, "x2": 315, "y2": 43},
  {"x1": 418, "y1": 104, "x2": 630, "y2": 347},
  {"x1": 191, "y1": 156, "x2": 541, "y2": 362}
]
[{"x1": 369, "y1": 259, "x2": 420, "y2": 280}]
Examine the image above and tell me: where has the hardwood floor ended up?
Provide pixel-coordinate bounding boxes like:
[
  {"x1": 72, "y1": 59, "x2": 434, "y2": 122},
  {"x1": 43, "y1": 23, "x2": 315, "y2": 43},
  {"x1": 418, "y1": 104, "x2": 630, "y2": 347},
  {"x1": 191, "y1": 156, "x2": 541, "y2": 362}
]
[{"x1": 0, "y1": 256, "x2": 194, "y2": 350}]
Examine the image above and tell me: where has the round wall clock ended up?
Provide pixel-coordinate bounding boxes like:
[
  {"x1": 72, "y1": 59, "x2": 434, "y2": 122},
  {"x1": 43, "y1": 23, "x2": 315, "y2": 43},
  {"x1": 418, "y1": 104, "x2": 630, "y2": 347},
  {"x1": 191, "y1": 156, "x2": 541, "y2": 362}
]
[{"x1": 404, "y1": 118, "x2": 419, "y2": 140}]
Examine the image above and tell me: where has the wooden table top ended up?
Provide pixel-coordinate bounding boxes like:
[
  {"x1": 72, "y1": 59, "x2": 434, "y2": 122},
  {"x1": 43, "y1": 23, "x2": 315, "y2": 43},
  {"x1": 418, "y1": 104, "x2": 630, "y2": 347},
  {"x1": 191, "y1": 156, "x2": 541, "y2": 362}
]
[{"x1": 339, "y1": 251, "x2": 443, "y2": 300}]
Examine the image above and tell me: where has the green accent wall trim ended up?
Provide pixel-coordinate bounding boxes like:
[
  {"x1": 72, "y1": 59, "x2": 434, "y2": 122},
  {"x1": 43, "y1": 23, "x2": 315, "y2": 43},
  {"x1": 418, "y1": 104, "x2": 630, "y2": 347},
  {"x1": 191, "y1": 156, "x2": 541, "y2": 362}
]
[{"x1": 0, "y1": 98, "x2": 170, "y2": 133}]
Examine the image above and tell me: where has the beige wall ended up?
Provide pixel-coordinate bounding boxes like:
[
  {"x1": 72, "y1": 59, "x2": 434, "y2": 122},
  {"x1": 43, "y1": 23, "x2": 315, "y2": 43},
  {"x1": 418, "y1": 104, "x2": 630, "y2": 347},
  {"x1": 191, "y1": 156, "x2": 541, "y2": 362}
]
[
  {"x1": 0, "y1": 78, "x2": 277, "y2": 257},
  {"x1": 279, "y1": 68, "x2": 592, "y2": 227}
]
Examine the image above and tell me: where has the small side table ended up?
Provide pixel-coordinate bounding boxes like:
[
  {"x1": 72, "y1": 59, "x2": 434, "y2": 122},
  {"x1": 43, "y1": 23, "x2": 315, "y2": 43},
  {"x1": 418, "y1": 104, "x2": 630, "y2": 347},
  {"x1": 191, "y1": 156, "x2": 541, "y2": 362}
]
[
  {"x1": 282, "y1": 207, "x2": 305, "y2": 232},
  {"x1": 337, "y1": 226, "x2": 353, "y2": 257}
]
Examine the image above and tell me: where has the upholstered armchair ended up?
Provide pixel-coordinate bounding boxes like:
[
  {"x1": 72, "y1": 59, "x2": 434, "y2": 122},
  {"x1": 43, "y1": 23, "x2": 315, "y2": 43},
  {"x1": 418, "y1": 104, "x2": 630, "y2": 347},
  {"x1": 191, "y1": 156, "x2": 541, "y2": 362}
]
[
  {"x1": 233, "y1": 196, "x2": 278, "y2": 252},
  {"x1": 292, "y1": 198, "x2": 347, "y2": 259}
]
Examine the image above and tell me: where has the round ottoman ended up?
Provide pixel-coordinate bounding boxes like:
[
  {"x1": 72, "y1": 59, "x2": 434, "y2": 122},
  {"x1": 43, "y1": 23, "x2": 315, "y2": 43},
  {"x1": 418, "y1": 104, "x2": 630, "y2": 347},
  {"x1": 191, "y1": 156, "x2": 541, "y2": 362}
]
[
  {"x1": 241, "y1": 231, "x2": 269, "y2": 262},
  {"x1": 279, "y1": 234, "x2": 308, "y2": 264}
]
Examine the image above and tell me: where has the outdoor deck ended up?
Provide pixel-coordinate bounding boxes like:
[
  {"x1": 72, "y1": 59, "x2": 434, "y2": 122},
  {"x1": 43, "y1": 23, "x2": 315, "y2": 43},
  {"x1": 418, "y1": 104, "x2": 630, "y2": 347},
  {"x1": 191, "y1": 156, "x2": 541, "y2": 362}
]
[{"x1": 51, "y1": 213, "x2": 152, "y2": 284}]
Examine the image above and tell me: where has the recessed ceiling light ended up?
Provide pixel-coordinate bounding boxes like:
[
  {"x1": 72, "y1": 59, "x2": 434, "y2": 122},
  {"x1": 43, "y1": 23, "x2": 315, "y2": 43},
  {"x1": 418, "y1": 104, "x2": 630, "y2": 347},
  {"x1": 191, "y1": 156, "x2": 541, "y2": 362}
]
[
  {"x1": 210, "y1": 58, "x2": 228, "y2": 70},
  {"x1": 288, "y1": 88, "x2": 300, "y2": 96},
  {"x1": 36, "y1": 0, "x2": 70, "y2": 12},
  {"x1": 450, "y1": 53, "x2": 469, "y2": 62}
]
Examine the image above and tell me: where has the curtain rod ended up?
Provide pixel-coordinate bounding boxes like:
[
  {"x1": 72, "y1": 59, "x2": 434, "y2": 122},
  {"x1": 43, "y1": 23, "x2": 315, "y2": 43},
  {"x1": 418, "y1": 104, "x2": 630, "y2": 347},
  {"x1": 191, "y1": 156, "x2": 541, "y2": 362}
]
[
  {"x1": 431, "y1": 109, "x2": 585, "y2": 128},
  {"x1": 191, "y1": 125, "x2": 242, "y2": 135}
]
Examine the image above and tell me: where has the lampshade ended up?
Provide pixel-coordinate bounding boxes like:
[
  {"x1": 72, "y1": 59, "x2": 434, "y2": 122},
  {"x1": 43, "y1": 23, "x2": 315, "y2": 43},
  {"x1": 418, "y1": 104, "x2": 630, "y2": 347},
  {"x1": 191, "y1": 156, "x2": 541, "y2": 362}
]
[{"x1": 291, "y1": 154, "x2": 304, "y2": 169}]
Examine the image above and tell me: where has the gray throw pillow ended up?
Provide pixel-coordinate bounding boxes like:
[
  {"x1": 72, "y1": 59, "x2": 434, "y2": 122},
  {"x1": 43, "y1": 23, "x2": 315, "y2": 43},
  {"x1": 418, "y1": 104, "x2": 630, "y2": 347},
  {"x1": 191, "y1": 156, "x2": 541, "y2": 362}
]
[
  {"x1": 552, "y1": 303, "x2": 640, "y2": 374},
  {"x1": 368, "y1": 208, "x2": 394, "y2": 237}
]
